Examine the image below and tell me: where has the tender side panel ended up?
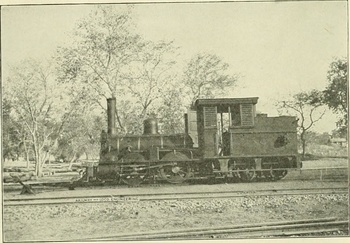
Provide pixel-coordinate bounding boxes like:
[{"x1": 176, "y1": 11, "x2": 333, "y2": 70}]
[
  {"x1": 254, "y1": 115, "x2": 298, "y2": 132},
  {"x1": 230, "y1": 132, "x2": 297, "y2": 156},
  {"x1": 230, "y1": 116, "x2": 298, "y2": 157}
]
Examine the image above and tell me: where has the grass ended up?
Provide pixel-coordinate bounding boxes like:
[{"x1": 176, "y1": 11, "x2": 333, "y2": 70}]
[{"x1": 303, "y1": 143, "x2": 348, "y2": 158}]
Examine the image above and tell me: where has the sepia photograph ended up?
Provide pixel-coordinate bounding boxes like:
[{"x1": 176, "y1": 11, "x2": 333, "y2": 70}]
[{"x1": 1, "y1": 0, "x2": 348, "y2": 242}]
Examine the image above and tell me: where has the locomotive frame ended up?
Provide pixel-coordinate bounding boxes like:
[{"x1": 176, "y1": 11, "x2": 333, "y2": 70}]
[{"x1": 78, "y1": 97, "x2": 301, "y2": 186}]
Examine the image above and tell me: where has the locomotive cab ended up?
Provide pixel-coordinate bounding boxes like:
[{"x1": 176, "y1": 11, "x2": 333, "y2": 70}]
[
  {"x1": 191, "y1": 97, "x2": 300, "y2": 180},
  {"x1": 193, "y1": 97, "x2": 258, "y2": 158}
]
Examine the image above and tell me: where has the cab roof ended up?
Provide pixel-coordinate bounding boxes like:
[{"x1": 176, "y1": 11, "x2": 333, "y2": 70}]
[{"x1": 194, "y1": 97, "x2": 259, "y2": 107}]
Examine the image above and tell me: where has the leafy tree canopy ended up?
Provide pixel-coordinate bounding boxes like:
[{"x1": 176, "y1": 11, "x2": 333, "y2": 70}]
[
  {"x1": 56, "y1": 6, "x2": 180, "y2": 134},
  {"x1": 277, "y1": 89, "x2": 326, "y2": 158},
  {"x1": 323, "y1": 57, "x2": 348, "y2": 136},
  {"x1": 183, "y1": 53, "x2": 238, "y2": 105}
]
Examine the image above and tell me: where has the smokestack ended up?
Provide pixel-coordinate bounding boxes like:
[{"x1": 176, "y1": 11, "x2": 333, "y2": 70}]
[{"x1": 107, "y1": 98, "x2": 116, "y2": 136}]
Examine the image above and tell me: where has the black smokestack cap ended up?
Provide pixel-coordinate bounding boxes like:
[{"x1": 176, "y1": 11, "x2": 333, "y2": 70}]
[{"x1": 107, "y1": 98, "x2": 116, "y2": 136}]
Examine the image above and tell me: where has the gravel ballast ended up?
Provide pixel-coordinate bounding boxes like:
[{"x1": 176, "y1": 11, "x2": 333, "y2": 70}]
[{"x1": 3, "y1": 193, "x2": 348, "y2": 241}]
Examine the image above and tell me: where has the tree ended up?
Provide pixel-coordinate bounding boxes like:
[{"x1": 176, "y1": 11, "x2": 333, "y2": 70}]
[
  {"x1": 304, "y1": 131, "x2": 330, "y2": 146},
  {"x1": 183, "y1": 53, "x2": 238, "y2": 105},
  {"x1": 56, "y1": 5, "x2": 144, "y2": 133},
  {"x1": 53, "y1": 114, "x2": 102, "y2": 168},
  {"x1": 157, "y1": 87, "x2": 187, "y2": 134},
  {"x1": 3, "y1": 99, "x2": 33, "y2": 168},
  {"x1": 277, "y1": 90, "x2": 326, "y2": 159},
  {"x1": 48, "y1": 74, "x2": 103, "y2": 165},
  {"x1": 4, "y1": 59, "x2": 72, "y2": 176},
  {"x1": 323, "y1": 58, "x2": 348, "y2": 137},
  {"x1": 56, "y1": 6, "x2": 181, "y2": 135},
  {"x1": 125, "y1": 41, "x2": 178, "y2": 125},
  {"x1": 2, "y1": 99, "x2": 22, "y2": 162}
]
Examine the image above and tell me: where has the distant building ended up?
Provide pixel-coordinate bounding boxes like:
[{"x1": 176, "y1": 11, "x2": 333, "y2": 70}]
[{"x1": 329, "y1": 137, "x2": 348, "y2": 147}]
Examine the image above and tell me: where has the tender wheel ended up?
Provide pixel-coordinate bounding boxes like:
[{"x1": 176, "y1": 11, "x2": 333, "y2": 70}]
[
  {"x1": 263, "y1": 166, "x2": 276, "y2": 181},
  {"x1": 159, "y1": 152, "x2": 190, "y2": 184},
  {"x1": 256, "y1": 171, "x2": 264, "y2": 181},
  {"x1": 263, "y1": 165, "x2": 287, "y2": 181},
  {"x1": 273, "y1": 170, "x2": 288, "y2": 180},
  {"x1": 239, "y1": 167, "x2": 256, "y2": 182},
  {"x1": 119, "y1": 153, "x2": 148, "y2": 186},
  {"x1": 274, "y1": 158, "x2": 289, "y2": 180},
  {"x1": 226, "y1": 164, "x2": 240, "y2": 183}
]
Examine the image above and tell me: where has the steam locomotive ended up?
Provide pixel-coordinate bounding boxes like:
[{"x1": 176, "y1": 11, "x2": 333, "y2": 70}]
[{"x1": 80, "y1": 97, "x2": 301, "y2": 186}]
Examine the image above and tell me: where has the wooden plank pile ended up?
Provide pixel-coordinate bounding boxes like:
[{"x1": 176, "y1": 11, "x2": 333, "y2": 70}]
[{"x1": 3, "y1": 168, "x2": 35, "y2": 183}]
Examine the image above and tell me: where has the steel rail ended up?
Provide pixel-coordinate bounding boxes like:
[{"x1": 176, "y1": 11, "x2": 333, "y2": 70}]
[
  {"x1": 109, "y1": 221, "x2": 349, "y2": 240},
  {"x1": 82, "y1": 218, "x2": 347, "y2": 241},
  {"x1": 5, "y1": 185, "x2": 348, "y2": 200},
  {"x1": 4, "y1": 187, "x2": 348, "y2": 206},
  {"x1": 230, "y1": 227, "x2": 348, "y2": 238},
  {"x1": 300, "y1": 166, "x2": 348, "y2": 170},
  {"x1": 119, "y1": 221, "x2": 349, "y2": 240},
  {"x1": 174, "y1": 228, "x2": 347, "y2": 240}
]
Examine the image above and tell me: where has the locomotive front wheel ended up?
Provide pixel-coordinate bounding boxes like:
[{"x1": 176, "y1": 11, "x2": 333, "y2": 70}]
[
  {"x1": 121, "y1": 172, "x2": 147, "y2": 186},
  {"x1": 119, "y1": 153, "x2": 148, "y2": 186}
]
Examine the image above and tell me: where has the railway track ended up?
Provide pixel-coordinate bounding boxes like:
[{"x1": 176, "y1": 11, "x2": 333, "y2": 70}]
[
  {"x1": 4, "y1": 186, "x2": 348, "y2": 206},
  {"x1": 83, "y1": 217, "x2": 348, "y2": 240},
  {"x1": 3, "y1": 165, "x2": 348, "y2": 193}
]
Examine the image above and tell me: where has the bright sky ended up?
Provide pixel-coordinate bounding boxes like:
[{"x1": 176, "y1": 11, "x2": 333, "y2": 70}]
[{"x1": 1, "y1": 1, "x2": 348, "y2": 133}]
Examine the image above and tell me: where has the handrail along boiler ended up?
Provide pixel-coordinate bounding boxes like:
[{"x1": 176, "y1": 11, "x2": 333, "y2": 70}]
[{"x1": 84, "y1": 97, "x2": 301, "y2": 186}]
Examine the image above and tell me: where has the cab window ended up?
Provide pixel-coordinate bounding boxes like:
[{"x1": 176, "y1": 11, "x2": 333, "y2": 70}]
[{"x1": 231, "y1": 104, "x2": 241, "y2": 127}]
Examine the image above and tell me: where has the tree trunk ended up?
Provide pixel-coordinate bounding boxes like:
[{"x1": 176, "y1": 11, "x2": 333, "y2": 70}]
[
  {"x1": 35, "y1": 161, "x2": 43, "y2": 176},
  {"x1": 35, "y1": 159, "x2": 40, "y2": 176},
  {"x1": 23, "y1": 140, "x2": 30, "y2": 169},
  {"x1": 68, "y1": 153, "x2": 76, "y2": 170},
  {"x1": 300, "y1": 131, "x2": 306, "y2": 160},
  {"x1": 84, "y1": 150, "x2": 89, "y2": 160},
  {"x1": 302, "y1": 140, "x2": 306, "y2": 160},
  {"x1": 33, "y1": 143, "x2": 42, "y2": 177},
  {"x1": 39, "y1": 150, "x2": 51, "y2": 176}
]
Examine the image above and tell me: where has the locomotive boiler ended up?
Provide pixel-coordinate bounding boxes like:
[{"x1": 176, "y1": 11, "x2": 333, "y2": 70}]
[{"x1": 82, "y1": 97, "x2": 301, "y2": 186}]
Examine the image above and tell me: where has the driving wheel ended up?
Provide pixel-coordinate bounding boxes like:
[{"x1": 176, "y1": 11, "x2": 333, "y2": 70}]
[{"x1": 159, "y1": 152, "x2": 190, "y2": 184}]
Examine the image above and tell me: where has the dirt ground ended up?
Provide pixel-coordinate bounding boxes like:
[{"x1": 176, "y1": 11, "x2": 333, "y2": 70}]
[{"x1": 3, "y1": 186, "x2": 349, "y2": 242}]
